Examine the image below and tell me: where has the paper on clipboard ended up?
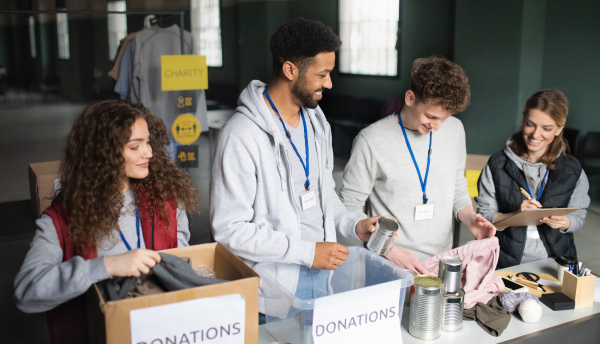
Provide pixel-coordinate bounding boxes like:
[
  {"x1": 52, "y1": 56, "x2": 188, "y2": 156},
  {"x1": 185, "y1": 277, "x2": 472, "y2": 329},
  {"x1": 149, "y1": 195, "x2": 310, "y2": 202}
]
[{"x1": 493, "y1": 207, "x2": 580, "y2": 227}]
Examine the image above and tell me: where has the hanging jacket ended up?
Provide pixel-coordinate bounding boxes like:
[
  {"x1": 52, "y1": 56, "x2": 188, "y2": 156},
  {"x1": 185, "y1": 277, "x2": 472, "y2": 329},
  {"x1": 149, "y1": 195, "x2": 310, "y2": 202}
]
[
  {"x1": 44, "y1": 189, "x2": 178, "y2": 344},
  {"x1": 486, "y1": 151, "x2": 581, "y2": 268}
]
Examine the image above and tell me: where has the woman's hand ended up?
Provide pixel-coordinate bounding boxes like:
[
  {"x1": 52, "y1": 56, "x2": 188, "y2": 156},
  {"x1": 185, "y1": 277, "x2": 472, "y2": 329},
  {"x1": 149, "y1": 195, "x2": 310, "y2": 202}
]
[
  {"x1": 540, "y1": 215, "x2": 571, "y2": 231},
  {"x1": 520, "y1": 199, "x2": 542, "y2": 212},
  {"x1": 385, "y1": 245, "x2": 431, "y2": 275},
  {"x1": 104, "y1": 249, "x2": 161, "y2": 277}
]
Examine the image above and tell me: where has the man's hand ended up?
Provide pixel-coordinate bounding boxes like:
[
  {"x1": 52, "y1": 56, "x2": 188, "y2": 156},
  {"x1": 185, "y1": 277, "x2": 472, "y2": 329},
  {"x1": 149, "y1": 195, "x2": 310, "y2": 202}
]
[
  {"x1": 385, "y1": 245, "x2": 431, "y2": 275},
  {"x1": 458, "y1": 206, "x2": 496, "y2": 240},
  {"x1": 467, "y1": 213, "x2": 497, "y2": 239},
  {"x1": 312, "y1": 242, "x2": 349, "y2": 270},
  {"x1": 105, "y1": 249, "x2": 161, "y2": 277},
  {"x1": 354, "y1": 216, "x2": 380, "y2": 242}
]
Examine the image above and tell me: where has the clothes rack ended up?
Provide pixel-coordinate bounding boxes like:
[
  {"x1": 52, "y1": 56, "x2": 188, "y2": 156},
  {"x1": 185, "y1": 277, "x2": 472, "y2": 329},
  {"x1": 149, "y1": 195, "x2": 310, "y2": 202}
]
[{"x1": 0, "y1": 9, "x2": 187, "y2": 54}]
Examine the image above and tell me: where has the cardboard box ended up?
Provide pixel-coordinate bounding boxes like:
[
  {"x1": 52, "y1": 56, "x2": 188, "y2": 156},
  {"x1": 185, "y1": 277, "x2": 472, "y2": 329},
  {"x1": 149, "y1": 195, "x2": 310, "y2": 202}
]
[
  {"x1": 562, "y1": 271, "x2": 596, "y2": 308},
  {"x1": 28, "y1": 161, "x2": 60, "y2": 217},
  {"x1": 89, "y1": 242, "x2": 260, "y2": 344}
]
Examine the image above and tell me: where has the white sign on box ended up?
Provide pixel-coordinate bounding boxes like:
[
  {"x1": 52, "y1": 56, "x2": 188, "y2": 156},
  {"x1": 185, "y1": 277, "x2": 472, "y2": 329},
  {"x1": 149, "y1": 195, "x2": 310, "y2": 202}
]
[
  {"x1": 312, "y1": 279, "x2": 403, "y2": 344},
  {"x1": 130, "y1": 293, "x2": 245, "y2": 344}
]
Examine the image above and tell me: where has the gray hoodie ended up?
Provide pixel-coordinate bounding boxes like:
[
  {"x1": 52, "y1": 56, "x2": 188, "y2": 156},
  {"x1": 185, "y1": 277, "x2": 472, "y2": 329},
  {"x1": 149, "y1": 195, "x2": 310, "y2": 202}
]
[{"x1": 210, "y1": 80, "x2": 360, "y2": 312}]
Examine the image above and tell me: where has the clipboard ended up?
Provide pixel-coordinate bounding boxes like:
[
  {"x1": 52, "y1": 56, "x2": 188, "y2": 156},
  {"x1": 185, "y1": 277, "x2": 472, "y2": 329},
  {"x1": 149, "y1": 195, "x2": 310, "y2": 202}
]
[{"x1": 493, "y1": 207, "x2": 580, "y2": 227}]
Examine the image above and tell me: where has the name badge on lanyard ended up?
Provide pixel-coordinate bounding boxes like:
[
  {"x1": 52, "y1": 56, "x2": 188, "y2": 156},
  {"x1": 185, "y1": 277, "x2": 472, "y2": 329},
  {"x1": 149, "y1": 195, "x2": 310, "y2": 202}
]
[
  {"x1": 398, "y1": 113, "x2": 435, "y2": 221},
  {"x1": 301, "y1": 190, "x2": 317, "y2": 211},
  {"x1": 415, "y1": 204, "x2": 435, "y2": 221}
]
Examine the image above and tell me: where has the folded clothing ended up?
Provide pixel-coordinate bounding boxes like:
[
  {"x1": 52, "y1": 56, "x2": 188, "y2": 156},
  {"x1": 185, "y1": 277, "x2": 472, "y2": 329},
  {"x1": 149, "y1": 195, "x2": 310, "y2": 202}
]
[
  {"x1": 463, "y1": 297, "x2": 511, "y2": 337},
  {"x1": 98, "y1": 253, "x2": 228, "y2": 301}
]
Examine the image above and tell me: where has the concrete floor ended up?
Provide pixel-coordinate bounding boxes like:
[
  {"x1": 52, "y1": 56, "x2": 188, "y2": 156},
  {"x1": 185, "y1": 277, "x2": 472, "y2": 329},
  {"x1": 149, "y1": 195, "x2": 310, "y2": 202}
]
[{"x1": 1, "y1": 94, "x2": 599, "y2": 342}]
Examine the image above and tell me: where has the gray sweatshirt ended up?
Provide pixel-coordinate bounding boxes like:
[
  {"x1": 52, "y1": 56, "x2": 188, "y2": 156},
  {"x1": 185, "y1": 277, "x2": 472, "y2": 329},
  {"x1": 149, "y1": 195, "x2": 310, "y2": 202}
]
[
  {"x1": 476, "y1": 141, "x2": 589, "y2": 263},
  {"x1": 210, "y1": 80, "x2": 360, "y2": 313},
  {"x1": 340, "y1": 114, "x2": 472, "y2": 261},
  {"x1": 14, "y1": 189, "x2": 190, "y2": 313}
]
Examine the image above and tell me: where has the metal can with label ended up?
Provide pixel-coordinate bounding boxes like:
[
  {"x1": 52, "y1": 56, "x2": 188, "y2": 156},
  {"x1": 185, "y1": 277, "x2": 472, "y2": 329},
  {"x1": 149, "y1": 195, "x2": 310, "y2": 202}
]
[
  {"x1": 366, "y1": 216, "x2": 399, "y2": 255},
  {"x1": 409, "y1": 275, "x2": 443, "y2": 340},
  {"x1": 438, "y1": 256, "x2": 462, "y2": 295}
]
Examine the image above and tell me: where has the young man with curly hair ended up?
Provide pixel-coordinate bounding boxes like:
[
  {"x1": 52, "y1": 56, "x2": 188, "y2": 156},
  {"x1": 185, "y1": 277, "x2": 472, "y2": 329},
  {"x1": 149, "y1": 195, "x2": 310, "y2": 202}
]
[
  {"x1": 340, "y1": 56, "x2": 496, "y2": 274},
  {"x1": 210, "y1": 18, "x2": 385, "y2": 319}
]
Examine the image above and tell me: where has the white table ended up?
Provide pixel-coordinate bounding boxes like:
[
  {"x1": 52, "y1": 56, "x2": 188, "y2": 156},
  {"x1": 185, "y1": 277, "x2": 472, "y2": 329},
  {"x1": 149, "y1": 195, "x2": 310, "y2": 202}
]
[{"x1": 258, "y1": 258, "x2": 600, "y2": 343}]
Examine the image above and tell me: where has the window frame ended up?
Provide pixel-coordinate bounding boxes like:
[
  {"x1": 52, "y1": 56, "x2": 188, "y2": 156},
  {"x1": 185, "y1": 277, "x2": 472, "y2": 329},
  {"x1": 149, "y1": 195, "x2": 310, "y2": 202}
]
[
  {"x1": 190, "y1": 0, "x2": 224, "y2": 68},
  {"x1": 337, "y1": 0, "x2": 402, "y2": 79}
]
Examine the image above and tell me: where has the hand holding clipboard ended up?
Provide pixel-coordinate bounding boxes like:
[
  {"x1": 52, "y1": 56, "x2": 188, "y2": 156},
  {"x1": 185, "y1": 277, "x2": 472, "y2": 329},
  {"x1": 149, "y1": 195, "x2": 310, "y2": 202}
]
[{"x1": 493, "y1": 188, "x2": 579, "y2": 229}]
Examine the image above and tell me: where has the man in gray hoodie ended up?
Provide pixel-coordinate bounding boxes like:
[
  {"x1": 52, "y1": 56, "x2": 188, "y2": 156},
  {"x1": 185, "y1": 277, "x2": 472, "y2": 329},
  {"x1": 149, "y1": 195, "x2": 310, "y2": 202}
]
[{"x1": 210, "y1": 18, "x2": 382, "y2": 315}]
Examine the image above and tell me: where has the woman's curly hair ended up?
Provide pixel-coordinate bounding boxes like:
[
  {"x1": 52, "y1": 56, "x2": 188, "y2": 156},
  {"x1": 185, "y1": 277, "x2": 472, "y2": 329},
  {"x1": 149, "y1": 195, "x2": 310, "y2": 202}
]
[
  {"x1": 410, "y1": 56, "x2": 471, "y2": 114},
  {"x1": 59, "y1": 100, "x2": 199, "y2": 252}
]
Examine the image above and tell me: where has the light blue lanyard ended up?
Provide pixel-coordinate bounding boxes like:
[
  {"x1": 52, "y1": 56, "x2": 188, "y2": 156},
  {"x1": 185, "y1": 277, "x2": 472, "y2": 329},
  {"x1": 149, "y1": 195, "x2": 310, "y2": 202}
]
[
  {"x1": 524, "y1": 168, "x2": 549, "y2": 202},
  {"x1": 119, "y1": 203, "x2": 141, "y2": 251},
  {"x1": 398, "y1": 114, "x2": 432, "y2": 204},
  {"x1": 265, "y1": 89, "x2": 311, "y2": 191}
]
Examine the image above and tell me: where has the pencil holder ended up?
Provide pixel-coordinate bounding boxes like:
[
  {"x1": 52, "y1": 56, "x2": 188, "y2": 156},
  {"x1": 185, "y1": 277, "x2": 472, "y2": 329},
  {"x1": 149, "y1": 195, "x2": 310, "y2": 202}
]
[{"x1": 561, "y1": 271, "x2": 596, "y2": 308}]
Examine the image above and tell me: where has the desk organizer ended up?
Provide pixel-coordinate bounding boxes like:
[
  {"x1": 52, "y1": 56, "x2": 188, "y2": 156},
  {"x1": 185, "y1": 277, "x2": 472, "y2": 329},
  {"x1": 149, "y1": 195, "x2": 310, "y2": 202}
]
[
  {"x1": 561, "y1": 271, "x2": 596, "y2": 308},
  {"x1": 255, "y1": 247, "x2": 413, "y2": 344}
]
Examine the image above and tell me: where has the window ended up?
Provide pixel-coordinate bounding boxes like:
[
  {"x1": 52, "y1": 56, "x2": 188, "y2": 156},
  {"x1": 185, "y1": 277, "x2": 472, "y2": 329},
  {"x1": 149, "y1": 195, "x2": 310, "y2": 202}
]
[
  {"x1": 29, "y1": 16, "x2": 37, "y2": 58},
  {"x1": 107, "y1": 1, "x2": 128, "y2": 61},
  {"x1": 339, "y1": 0, "x2": 400, "y2": 76},
  {"x1": 56, "y1": 12, "x2": 70, "y2": 60},
  {"x1": 190, "y1": 0, "x2": 223, "y2": 67}
]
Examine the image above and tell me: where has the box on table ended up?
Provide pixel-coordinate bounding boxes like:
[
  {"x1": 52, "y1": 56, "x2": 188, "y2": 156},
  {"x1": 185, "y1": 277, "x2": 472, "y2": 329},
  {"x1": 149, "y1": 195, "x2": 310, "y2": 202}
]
[
  {"x1": 256, "y1": 246, "x2": 414, "y2": 343},
  {"x1": 28, "y1": 160, "x2": 60, "y2": 217},
  {"x1": 88, "y1": 242, "x2": 260, "y2": 344},
  {"x1": 562, "y1": 270, "x2": 596, "y2": 308}
]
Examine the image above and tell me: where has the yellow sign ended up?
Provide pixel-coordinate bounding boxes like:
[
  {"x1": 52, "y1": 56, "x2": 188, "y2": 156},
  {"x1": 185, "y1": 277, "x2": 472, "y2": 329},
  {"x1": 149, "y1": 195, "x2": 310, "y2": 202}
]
[
  {"x1": 172, "y1": 113, "x2": 201, "y2": 145},
  {"x1": 161, "y1": 55, "x2": 208, "y2": 91},
  {"x1": 466, "y1": 169, "x2": 482, "y2": 198}
]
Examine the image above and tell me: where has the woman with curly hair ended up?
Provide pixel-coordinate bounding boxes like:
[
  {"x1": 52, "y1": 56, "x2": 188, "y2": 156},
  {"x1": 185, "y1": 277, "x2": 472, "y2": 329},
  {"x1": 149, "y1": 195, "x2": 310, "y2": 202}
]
[
  {"x1": 476, "y1": 89, "x2": 590, "y2": 268},
  {"x1": 14, "y1": 100, "x2": 199, "y2": 344}
]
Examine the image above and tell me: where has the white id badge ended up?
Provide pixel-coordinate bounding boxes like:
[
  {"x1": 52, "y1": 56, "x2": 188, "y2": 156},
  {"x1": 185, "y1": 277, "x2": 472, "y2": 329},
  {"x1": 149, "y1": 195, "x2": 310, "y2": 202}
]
[
  {"x1": 415, "y1": 204, "x2": 434, "y2": 221},
  {"x1": 300, "y1": 190, "x2": 317, "y2": 211}
]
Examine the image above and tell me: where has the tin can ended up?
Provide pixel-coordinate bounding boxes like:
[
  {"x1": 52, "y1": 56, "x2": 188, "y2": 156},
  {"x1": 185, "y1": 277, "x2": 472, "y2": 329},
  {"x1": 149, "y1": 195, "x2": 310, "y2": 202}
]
[
  {"x1": 441, "y1": 289, "x2": 464, "y2": 331},
  {"x1": 366, "y1": 216, "x2": 399, "y2": 255},
  {"x1": 409, "y1": 275, "x2": 443, "y2": 340},
  {"x1": 438, "y1": 256, "x2": 462, "y2": 295}
]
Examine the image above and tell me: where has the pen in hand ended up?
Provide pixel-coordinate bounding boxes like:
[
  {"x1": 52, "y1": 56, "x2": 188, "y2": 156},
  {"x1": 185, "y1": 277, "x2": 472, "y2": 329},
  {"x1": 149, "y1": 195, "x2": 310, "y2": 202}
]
[{"x1": 520, "y1": 187, "x2": 532, "y2": 200}]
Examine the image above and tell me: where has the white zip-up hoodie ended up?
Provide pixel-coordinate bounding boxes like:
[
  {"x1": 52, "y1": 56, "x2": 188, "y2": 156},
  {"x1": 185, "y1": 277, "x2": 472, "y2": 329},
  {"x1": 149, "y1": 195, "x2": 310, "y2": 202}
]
[{"x1": 210, "y1": 80, "x2": 361, "y2": 312}]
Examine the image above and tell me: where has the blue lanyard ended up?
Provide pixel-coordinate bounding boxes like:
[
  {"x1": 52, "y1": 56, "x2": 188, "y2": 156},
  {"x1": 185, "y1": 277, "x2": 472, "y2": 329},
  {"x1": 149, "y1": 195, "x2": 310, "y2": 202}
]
[
  {"x1": 265, "y1": 89, "x2": 311, "y2": 191},
  {"x1": 524, "y1": 168, "x2": 549, "y2": 202},
  {"x1": 398, "y1": 113, "x2": 432, "y2": 204},
  {"x1": 119, "y1": 203, "x2": 141, "y2": 251}
]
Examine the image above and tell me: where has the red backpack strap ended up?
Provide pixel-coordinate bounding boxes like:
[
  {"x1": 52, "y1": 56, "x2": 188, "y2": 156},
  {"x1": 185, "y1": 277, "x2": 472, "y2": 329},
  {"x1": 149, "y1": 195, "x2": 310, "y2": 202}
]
[{"x1": 138, "y1": 188, "x2": 178, "y2": 251}]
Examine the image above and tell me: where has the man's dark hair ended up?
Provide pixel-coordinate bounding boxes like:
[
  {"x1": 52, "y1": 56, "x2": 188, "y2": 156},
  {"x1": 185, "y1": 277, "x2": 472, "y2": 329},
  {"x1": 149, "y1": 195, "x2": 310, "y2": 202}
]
[{"x1": 270, "y1": 17, "x2": 341, "y2": 77}]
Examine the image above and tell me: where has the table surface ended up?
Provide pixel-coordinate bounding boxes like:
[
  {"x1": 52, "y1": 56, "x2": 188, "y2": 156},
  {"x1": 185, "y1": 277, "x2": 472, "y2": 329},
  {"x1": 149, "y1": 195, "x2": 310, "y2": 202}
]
[{"x1": 258, "y1": 258, "x2": 600, "y2": 343}]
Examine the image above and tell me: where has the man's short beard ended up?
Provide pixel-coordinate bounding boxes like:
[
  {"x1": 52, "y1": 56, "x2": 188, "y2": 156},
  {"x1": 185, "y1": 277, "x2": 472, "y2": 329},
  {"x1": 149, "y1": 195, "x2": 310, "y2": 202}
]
[{"x1": 292, "y1": 71, "x2": 319, "y2": 109}]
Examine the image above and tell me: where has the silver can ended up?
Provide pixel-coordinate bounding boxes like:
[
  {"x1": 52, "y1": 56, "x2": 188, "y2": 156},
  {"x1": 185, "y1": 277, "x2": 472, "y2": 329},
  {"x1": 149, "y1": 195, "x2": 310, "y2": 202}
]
[
  {"x1": 438, "y1": 256, "x2": 462, "y2": 295},
  {"x1": 366, "y1": 216, "x2": 399, "y2": 255},
  {"x1": 409, "y1": 275, "x2": 443, "y2": 340},
  {"x1": 441, "y1": 289, "x2": 464, "y2": 332}
]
